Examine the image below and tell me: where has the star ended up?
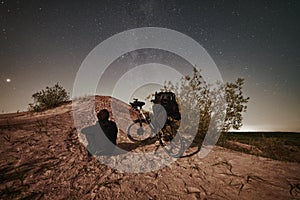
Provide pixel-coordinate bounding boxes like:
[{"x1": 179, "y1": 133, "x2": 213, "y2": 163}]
[{"x1": 6, "y1": 78, "x2": 11, "y2": 83}]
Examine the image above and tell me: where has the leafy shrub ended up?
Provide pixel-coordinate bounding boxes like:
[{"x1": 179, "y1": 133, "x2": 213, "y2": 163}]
[
  {"x1": 28, "y1": 83, "x2": 70, "y2": 112},
  {"x1": 156, "y1": 67, "x2": 249, "y2": 146}
]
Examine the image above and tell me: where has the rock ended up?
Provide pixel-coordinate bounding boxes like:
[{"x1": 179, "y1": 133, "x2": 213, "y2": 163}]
[{"x1": 187, "y1": 186, "x2": 201, "y2": 193}]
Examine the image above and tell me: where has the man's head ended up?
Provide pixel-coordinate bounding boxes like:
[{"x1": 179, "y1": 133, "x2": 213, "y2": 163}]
[
  {"x1": 97, "y1": 109, "x2": 109, "y2": 121},
  {"x1": 160, "y1": 93, "x2": 172, "y2": 106},
  {"x1": 154, "y1": 92, "x2": 174, "y2": 107}
]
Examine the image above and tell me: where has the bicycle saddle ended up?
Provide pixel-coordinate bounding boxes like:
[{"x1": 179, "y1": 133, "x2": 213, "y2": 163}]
[{"x1": 130, "y1": 99, "x2": 145, "y2": 109}]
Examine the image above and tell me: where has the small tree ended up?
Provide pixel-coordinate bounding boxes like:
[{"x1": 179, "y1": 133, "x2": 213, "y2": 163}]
[
  {"x1": 29, "y1": 83, "x2": 70, "y2": 112},
  {"x1": 223, "y1": 78, "x2": 250, "y2": 131},
  {"x1": 160, "y1": 67, "x2": 249, "y2": 145}
]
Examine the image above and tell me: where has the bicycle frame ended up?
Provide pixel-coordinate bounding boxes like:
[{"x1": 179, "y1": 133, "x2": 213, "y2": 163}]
[
  {"x1": 135, "y1": 107, "x2": 157, "y2": 135},
  {"x1": 128, "y1": 98, "x2": 184, "y2": 158}
]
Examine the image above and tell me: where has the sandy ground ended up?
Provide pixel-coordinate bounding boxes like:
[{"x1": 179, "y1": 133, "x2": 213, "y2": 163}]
[{"x1": 0, "y1": 96, "x2": 299, "y2": 199}]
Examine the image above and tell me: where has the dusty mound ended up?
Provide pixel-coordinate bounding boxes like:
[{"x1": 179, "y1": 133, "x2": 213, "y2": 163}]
[{"x1": 0, "y1": 96, "x2": 299, "y2": 199}]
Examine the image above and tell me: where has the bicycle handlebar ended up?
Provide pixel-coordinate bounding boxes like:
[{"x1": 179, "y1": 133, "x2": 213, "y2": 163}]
[{"x1": 130, "y1": 99, "x2": 145, "y2": 109}]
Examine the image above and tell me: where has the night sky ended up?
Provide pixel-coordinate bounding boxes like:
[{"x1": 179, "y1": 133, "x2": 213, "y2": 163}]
[{"x1": 1, "y1": 0, "x2": 299, "y2": 132}]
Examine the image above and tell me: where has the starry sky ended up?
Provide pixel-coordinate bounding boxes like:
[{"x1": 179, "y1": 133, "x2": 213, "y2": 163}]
[{"x1": 1, "y1": 0, "x2": 299, "y2": 132}]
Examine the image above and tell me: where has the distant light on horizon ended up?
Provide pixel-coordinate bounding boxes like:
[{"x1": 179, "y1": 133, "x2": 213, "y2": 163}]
[{"x1": 232, "y1": 124, "x2": 300, "y2": 133}]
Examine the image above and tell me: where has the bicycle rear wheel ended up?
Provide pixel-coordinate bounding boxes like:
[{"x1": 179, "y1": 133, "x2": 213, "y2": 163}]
[
  {"x1": 127, "y1": 119, "x2": 153, "y2": 142},
  {"x1": 158, "y1": 130, "x2": 184, "y2": 158}
]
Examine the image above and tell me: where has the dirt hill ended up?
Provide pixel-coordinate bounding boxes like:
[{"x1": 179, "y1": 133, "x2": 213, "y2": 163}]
[{"x1": 0, "y1": 96, "x2": 299, "y2": 199}]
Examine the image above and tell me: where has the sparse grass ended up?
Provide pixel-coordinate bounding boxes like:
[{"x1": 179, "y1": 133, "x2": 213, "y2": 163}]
[
  {"x1": 34, "y1": 119, "x2": 49, "y2": 135},
  {"x1": 99, "y1": 181, "x2": 115, "y2": 189},
  {"x1": 98, "y1": 179, "x2": 121, "y2": 188},
  {"x1": 250, "y1": 136, "x2": 286, "y2": 160},
  {"x1": 15, "y1": 168, "x2": 26, "y2": 185},
  {"x1": 289, "y1": 182, "x2": 300, "y2": 197},
  {"x1": 3, "y1": 134, "x2": 11, "y2": 142},
  {"x1": 218, "y1": 132, "x2": 300, "y2": 162},
  {"x1": 0, "y1": 185, "x2": 23, "y2": 199},
  {"x1": 21, "y1": 191, "x2": 44, "y2": 199}
]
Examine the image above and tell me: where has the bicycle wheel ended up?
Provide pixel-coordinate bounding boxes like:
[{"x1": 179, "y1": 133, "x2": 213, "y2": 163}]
[
  {"x1": 158, "y1": 130, "x2": 184, "y2": 158},
  {"x1": 127, "y1": 119, "x2": 153, "y2": 142}
]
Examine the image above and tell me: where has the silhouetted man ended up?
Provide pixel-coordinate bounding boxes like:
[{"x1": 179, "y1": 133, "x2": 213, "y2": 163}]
[{"x1": 82, "y1": 109, "x2": 118, "y2": 156}]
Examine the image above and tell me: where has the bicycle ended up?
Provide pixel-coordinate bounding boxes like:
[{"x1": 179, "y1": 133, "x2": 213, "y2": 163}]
[{"x1": 127, "y1": 98, "x2": 184, "y2": 158}]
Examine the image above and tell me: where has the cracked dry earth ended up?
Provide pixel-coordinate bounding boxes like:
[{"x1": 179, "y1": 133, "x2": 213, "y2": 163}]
[{"x1": 0, "y1": 96, "x2": 299, "y2": 199}]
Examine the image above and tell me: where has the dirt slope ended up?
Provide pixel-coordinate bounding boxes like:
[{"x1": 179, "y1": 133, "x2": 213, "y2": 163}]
[{"x1": 0, "y1": 96, "x2": 299, "y2": 199}]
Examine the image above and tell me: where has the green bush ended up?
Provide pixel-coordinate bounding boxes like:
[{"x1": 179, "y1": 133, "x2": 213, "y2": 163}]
[
  {"x1": 28, "y1": 83, "x2": 70, "y2": 112},
  {"x1": 159, "y1": 67, "x2": 250, "y2": 146}
]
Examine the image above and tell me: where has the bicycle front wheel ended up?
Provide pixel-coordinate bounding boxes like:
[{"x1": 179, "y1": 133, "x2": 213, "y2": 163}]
[
  {"x1": 127, "y1": 119, "x2": 153, "y2": 142},
  {"x1": 158, "y1": 131, "x2": 184, "y2": 158}
]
